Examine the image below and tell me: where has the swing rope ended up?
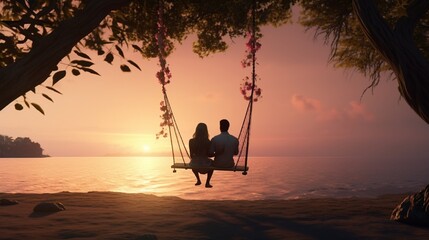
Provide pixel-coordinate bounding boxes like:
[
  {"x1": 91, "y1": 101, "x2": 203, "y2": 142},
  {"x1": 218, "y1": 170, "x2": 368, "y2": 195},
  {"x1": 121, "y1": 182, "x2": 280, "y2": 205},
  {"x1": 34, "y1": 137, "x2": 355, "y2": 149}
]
[
  {"x1": 235, "y1": 1, "x2": 259, "y2": 175},
  {"x1": 156, "y1": 0, "x2": 189, "y2": 173},
  {"x1": 162, "y1": 86, "x2": 190, "y2": 167},
  {"x1": 156, "y1": 0, "x2": 259, "y2": 174}
]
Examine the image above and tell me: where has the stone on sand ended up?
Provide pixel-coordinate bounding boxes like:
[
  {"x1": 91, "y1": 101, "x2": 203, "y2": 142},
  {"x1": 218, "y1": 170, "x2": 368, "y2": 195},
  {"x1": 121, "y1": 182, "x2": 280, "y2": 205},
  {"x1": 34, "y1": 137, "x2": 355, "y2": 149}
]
[
  {"x1": 33, "y1": 202, "x2": 66, "y2": 213},
  {"x1": 0, "y1": 198, "x2": 19, "y2": 206},
  {"x1": 391, "y1": 184, "x2": 429, "y2": 227}
]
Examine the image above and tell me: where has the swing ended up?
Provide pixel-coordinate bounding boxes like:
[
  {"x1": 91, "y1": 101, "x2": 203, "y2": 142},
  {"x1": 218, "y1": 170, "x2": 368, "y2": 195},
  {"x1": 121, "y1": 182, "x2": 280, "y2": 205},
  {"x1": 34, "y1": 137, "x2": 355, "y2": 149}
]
[{"x1": 155, "y1": 1, "x2": 260, "y2": 175}]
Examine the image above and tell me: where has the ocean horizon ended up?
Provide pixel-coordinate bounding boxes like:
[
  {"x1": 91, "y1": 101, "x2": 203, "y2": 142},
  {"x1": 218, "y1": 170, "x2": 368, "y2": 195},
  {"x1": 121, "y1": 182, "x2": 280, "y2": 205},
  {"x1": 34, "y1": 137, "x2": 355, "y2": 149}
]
[{"x1": 0, "y1": 156, "x2": 427, "y2": 200}]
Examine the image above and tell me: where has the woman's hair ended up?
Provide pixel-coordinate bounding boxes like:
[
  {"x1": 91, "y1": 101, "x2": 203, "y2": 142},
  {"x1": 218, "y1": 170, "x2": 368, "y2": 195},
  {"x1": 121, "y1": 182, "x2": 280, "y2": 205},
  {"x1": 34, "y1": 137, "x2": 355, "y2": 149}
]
[{"x1": 193, "y1": 123, "x2": 209, "y2": 140}]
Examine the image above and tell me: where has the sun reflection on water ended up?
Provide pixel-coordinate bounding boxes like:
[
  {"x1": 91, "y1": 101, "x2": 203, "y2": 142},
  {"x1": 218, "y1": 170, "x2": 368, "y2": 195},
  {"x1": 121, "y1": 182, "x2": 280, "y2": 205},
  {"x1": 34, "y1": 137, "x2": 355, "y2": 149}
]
[{"x1": 1, "y1": 156, "x2": 428, "y2": 200}]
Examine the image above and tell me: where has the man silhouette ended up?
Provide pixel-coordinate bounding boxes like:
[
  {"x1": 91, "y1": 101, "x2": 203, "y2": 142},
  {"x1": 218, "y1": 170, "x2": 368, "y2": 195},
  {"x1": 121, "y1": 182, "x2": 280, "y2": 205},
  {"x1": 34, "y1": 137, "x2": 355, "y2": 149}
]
[{"x1": 210, "y1": 119, "x2": 239, "y2": 168}]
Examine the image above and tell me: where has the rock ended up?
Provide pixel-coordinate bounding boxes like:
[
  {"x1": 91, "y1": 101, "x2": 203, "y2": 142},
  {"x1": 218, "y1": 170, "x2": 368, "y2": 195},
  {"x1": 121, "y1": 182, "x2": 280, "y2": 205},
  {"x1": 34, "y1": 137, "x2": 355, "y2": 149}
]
[
  {"x1": 33, "y1": 202, "x2": 66, "y2": 213},
  {"x1": 391, "y1": 184, "x2": 429, "y2": 227},
  {"x1": 0, "y1": 198, "x2": 19, "y2": 206}
]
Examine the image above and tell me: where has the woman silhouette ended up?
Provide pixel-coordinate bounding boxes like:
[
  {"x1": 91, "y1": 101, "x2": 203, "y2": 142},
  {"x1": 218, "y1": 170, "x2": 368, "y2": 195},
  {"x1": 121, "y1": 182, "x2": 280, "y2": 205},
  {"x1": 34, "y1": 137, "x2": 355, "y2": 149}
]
[{"x1": 189, "y1": 123, "x2": 214, "y2": 188}]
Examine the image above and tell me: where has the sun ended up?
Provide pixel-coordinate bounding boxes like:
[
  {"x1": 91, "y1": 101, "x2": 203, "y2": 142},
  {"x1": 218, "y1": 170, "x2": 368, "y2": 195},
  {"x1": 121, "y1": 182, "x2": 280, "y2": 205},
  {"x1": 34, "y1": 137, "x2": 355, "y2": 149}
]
[{"x1": 142, "y1": 144, "x2": 151, "y2": 153}]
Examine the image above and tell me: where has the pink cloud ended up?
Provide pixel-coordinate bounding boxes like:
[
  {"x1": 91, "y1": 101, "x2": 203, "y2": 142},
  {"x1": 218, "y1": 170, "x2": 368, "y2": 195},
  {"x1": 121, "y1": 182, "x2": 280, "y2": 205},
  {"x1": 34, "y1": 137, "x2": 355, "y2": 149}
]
[
  {"x1": 291, "y1": 95, "x2": 374, "y2": 122},
  {"x1": 346, "y1": 101, "x2": 374, "y2": 121},
  {"x1": 317, "y1": 108, "x2": 342, "y2": 121},
  {"x1": 291, "y1": 95, "x2": 321, "y2": 112}
]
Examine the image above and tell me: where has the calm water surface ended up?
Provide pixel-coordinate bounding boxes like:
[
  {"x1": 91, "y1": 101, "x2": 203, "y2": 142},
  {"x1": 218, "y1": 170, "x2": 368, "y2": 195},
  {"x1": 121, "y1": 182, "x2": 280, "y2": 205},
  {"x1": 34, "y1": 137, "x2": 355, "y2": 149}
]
[{"x1": 0, "y1": 156, "x2": 428, "y2": 200}]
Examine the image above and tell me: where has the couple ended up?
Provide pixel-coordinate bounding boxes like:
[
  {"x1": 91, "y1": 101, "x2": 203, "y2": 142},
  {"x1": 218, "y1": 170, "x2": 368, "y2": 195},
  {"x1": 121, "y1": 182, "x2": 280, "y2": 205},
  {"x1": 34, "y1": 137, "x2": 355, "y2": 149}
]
[{"x1": 189, "y1": 119, "x2": 239, "y2": 188}]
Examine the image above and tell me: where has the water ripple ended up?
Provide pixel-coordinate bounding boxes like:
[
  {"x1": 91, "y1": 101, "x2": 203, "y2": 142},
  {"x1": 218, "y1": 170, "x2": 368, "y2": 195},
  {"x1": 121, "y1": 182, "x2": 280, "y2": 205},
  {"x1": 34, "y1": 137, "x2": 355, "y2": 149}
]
[{"x1": 0, "y1": 156, "x2": 428, "y2": 200}]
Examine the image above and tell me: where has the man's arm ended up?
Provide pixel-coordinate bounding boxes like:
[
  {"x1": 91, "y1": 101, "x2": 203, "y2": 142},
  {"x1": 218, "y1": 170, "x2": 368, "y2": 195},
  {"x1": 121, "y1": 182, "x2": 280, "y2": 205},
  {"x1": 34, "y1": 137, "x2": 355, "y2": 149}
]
[{"x1": 233, "y1": 138, "x2": 239, "y2": 155}]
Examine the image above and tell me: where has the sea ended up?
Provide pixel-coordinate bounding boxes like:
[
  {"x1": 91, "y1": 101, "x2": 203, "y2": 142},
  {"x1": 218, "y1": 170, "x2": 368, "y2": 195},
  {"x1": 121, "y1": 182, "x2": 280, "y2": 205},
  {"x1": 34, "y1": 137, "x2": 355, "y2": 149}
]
[{"x1": 0, "y1": 156, "x2": 428, "y2": 200}]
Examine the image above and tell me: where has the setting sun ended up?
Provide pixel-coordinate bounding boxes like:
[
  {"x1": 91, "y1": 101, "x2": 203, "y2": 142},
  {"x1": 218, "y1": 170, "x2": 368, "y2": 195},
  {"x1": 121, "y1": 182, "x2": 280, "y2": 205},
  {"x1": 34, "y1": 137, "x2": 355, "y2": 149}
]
[{"x1": 142, "y1": 144, "x2": 151, "y2": 153}]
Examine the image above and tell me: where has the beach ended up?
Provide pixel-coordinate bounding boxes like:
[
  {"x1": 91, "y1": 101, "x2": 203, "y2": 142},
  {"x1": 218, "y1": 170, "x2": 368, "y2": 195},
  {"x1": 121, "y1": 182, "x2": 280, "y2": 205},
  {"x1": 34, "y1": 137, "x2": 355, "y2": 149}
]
[{"x1": 1, "y1": 191, "x2": 428, "y2": 239}]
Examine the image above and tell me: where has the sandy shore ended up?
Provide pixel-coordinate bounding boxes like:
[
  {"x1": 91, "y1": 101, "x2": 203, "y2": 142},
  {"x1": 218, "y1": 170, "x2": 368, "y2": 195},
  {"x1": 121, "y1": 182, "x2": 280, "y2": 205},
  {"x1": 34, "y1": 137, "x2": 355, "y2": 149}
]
[{"x1": 0, "y1": 192, "x2": 428, "y2": 240}]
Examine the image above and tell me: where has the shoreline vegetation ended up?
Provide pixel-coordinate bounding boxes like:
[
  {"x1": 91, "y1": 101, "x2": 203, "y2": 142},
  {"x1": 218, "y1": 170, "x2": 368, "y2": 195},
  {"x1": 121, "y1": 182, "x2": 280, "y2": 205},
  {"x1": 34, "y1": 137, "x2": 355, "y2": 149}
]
[
  {"x1": 1, "y1": 191, "x2": 429, "y2": 239},
  {"x1": 0, "y1": 134, "x2": 49, "y2": 158}
]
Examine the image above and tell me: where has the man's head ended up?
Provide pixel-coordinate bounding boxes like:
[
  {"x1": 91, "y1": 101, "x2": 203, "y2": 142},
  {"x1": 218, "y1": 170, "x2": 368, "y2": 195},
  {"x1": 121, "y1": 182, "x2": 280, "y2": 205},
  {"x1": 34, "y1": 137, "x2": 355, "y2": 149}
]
[{"x1": 220, "y1": 119, "x2": 230, "y2": 132}]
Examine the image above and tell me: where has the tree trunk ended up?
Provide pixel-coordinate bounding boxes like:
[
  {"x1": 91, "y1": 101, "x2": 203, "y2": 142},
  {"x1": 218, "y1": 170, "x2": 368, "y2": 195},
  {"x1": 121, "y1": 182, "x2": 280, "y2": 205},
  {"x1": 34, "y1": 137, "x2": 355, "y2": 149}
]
[
  {"x1": 352, "y1": 0, "x2": 429, "y2": 124},
  {"x1": 0, "y1": 0, "x2": 131, "y2": 110}
]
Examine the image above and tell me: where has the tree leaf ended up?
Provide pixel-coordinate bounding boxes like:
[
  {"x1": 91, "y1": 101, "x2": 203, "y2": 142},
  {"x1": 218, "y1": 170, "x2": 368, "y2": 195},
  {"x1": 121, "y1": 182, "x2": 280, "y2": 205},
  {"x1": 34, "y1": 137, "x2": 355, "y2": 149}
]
[
  {"x1": 71, "y1": 60, "x2": 94, "y2": 67},
  {"x1": 73, "y1": 50, "x2": 91, "y2": 60},
  {"x1": 14, "y1": 103, "x2": 23, "y2": 111},
  {"x1": 101, "y1": 40, "x2": 113, "y2": 45},
  {"x1": 97, "y1": 49, "x2": 105, "y2": 55},
  {"x1": 42, "y1": 94, "x2": 54, "y2": 102},
  {"x1": 132, "y1": 44, "x2": 143, "y2": 53},
  {"x1": 127, "y1": 60, "x2": 141, "y2": 71},
  {"x1": 120, "y1": 64, "x2": 131, "y2": 72},
  {"x1": 72, "y1": 69, "x2": 80, "y2": 76},
  {"x1": 24, "y1": 98, "x2": 30, "y2": 108},
  {"x1": 75, "y1": 44, "x2": 82, "y2": 52},
  {"x1": 31, "y1": 103, "x2": 45, "y2": 115},
  {"x1": 104, "y1": 53, "x2": 114, "y2": 64},
  {"x1": 52, "y1": 70, "x2": 66, "y2": 85},
  {"x1": 115, "y1": 45, "x2": 124, "y2": 58},
  {"x1": 45, "y1": 86, "x2": 62, "y2": 95},
  {"x1": 80, "y1": 67, "x2": 100, "y2": 76}
]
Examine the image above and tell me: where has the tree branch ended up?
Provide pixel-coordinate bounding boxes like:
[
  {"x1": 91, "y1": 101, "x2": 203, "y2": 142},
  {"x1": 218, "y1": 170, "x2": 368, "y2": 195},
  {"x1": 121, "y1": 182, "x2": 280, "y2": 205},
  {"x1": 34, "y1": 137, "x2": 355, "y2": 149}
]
[
  {"x1": 352, "y1": 0, "x2": 398, "y2": 69},
  {"x1": 406, "y1": 0, "x2": 429, "y2": 29},
  {"x1": 353, "y1": 0, "x2": 429, "y2": 123},
  {"x1": 0, "y1": 0, "x2": 132, "y2": 110}
]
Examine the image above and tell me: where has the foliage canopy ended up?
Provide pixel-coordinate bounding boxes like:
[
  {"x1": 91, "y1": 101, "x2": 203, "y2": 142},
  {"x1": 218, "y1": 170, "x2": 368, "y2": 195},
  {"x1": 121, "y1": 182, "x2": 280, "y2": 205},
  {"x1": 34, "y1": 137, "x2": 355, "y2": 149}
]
[{"x1": 1, "y1": 0, "x2": 429, "y2": 123}]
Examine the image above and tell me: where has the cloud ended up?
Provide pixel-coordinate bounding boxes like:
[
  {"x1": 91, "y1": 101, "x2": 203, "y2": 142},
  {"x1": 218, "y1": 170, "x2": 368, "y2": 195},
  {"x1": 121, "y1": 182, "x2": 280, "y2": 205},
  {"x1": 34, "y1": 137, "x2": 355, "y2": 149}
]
[
  {"x1": 291, "y1": 95, "x2": 321, "y2": 112},
  {"x1": 346, "y1": 101, "x2": 374, "y2": 121},
  {"x1": 317, "y1": 108, "x2": 342, "y2": 121},
  {"x1": 291, "y1": 94, "x2": 374, "y2": 122}
]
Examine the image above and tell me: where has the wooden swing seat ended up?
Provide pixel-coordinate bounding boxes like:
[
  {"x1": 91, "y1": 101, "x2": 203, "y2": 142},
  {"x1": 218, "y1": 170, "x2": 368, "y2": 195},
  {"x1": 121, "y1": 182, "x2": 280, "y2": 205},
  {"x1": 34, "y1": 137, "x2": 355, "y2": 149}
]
[{"x1": 171, "y1": 163, "x2": 248, "y2": 172}]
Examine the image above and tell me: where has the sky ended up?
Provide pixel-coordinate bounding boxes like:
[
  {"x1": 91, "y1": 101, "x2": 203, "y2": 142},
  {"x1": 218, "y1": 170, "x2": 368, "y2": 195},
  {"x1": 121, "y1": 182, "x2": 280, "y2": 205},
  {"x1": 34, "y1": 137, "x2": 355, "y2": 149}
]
[{"x1": 2, "y1": 21, "x2": 429, "y2": 159}]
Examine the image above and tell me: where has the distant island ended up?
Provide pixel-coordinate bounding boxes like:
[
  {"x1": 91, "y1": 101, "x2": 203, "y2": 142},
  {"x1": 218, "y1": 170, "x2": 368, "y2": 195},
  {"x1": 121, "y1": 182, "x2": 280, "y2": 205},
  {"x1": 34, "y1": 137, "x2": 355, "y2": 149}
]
[{"x1": 0, "y1": 134, "x2": 49, "y2": 158}]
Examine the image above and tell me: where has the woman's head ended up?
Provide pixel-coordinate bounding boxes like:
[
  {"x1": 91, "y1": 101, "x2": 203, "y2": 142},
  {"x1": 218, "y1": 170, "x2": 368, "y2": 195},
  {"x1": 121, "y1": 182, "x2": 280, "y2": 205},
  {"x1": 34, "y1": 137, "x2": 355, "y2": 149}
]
[{"x1": 193, "y1": 123, "x2": 209, "y2": 139}]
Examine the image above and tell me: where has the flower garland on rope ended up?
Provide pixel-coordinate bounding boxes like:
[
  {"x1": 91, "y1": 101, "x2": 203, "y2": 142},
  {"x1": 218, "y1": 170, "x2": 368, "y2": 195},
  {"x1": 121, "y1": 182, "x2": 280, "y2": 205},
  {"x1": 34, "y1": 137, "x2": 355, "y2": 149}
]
[
  {"x1": 240, "y1": 29, "x2": 262, "y2": 102},
  {"x1": 156, "y1": 0, "x2": 173, "y2": 139}
]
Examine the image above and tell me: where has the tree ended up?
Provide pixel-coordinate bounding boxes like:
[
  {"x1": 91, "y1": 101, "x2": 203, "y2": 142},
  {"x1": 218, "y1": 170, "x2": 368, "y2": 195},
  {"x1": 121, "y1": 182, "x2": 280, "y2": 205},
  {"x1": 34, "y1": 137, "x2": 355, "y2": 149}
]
[
  {"x1": 0, "y1": 0, "x2": 292, "y2": 113},
  {"x1": 1, "y1": 0, "x2": 429, "y2": 124},
  {"x1": 300, "y1": 0, "x2": 429, "y2": 123},
  {"x1": 0, "y1": 135, "x2": 13, "y2": 157},
  {"x1": 0, "y1": 134, "x2": 46, "y2": 157}
]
